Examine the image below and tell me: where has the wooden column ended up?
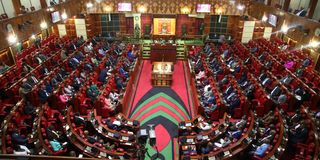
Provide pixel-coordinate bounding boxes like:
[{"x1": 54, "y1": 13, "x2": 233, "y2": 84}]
[
  {"x1": 12, "y1": 0, "x2": 22, "y2": 16},
  {"x1": 267, "y1": 0, "x2": 272, "y2": 6},
  {"x1": 282, "y1": 0, "x2": 291, "y2": 11},
  {"x1": 308, "y1": 0, "x2": 318, "y2": 18},
  {"x1": 40, "y1": 0, "x2": 48, "y2": 9}
]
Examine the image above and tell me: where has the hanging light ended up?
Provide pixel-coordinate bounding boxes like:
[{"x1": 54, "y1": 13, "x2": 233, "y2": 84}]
[
  {"x1": 104, "y1": 5, "x2": 112, "y2": 12},
  {"x1": 40, "y1": 21, "x2": 48, "y2": 29},
  {"x1": 310, "y1": 40, "x2": 320, "y2": 48},
  {"x1": 262, "y1": 15, "x2": 268, "y2": 22},
  {"x1": 61, "y1": 12, "x2": 68, "y2": 20},
  {"x1": 138, "y1": 5, "x2": 147, "y2": 13},
  {"x1": 86, "y1": 2, "x2": 93, "y2": 8},
  {"x1": 180, "y1": 6, "x2": 190, "y2": 14},
  {"x1": 7, "y1": 34, "x2": 17, "y2": 44},
  {"x1": 237, "y1": 4, "x2": 245, "y2": 10},
  {"x1": 31, "y1": 34, "x2": 36, "y2": 39},
  {"x1": 281, "y1": 23, "x2": 289, "y2": 33}
]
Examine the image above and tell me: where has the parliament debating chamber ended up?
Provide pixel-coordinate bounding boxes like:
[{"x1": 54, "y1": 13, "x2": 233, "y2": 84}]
[{"x1": 1, "y1": 0, "x2": 320, "y2": 160}]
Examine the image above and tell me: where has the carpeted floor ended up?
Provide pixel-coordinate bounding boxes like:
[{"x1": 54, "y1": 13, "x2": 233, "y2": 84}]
[{"x1": 129, "y1": 60, "x2": 192, "y2": 160}]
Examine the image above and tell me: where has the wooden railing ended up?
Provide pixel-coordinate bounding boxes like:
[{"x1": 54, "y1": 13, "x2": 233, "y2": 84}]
[{"x1": 121, "y1": 58, "x2": 143, "y2": 117}]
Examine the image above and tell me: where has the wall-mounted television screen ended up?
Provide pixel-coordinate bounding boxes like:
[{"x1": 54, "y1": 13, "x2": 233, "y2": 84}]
[
  {"x1": 51, "y1": 11, "x2": 61, "y2": 23},
  {"x1": 118, "y1": 3, "x2": 132, "y2": 11},
  {"x1": 268, "y1": 14, "x2": 277, "y2": 27},
  {"x1": 197, "y1": 4, "x2": 211, "y2": 13}
]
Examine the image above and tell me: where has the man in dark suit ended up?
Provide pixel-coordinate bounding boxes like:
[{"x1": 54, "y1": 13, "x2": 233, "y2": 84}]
[
  {"x1": 270, "y1": 86, "x2": 281, "y2": 99},
  {"x1": 27, "y1": 75, "x2": 39, "y2": 87},
  {"x1": 289, "y1": 122, "x2": 308, "y2": 144},
  {"x1": 83, "y1": 130, "x2": 97, "y2": 144},
  {"x1": 237, "y1": 72, "x2": 247, "y2": 85},
  {"x1": 302, "y1": 58, "x2": 311, "y2": 67},
  {"x1": 69, "y1": 42, "x2": 77, "y2": 51},
  {"x1": 40, "y1": 65, "x2": 50, "y2": 76},
  {"x1": 21, "y1": 79, "x2": 33, "y2": 91},
  {"x1": 51, "y1": 77, "x2": 59, "y2": 88},
  {"x1": 73, "y1": 77, "x2": 83, "y2": 91},
  {"x1": 74, "y1": 112, "x2": 87, "y2": 126},
  {"x1": 11, "y1": 129, "x2": 28, "y2": 146},
  {"x1": 23, "y1": 101, "x2": 35, "y2": 115},
  {"x1": 75, "y1": 51, "x2": 85, "y2": 61},
  {"x1": 98, "y1": 68, "x2": 109, "y2": 83},
  {"x1": 115, "y1": 75, "x2": 124, "y2": 91},
  {"x1": 69, "y1": 57, "x2": 80, "y2": 69},
  {"x1": 84, "y1": 63, "x2": 93, "y2": 72},
  {"x1": 46, "y1": 125, "x2": 61, "y2": 141},
  {"x1": 281, "y1": 75, "x2": 293, "y2": 85},
  {"x1": 38, "y1": 84, "x2": 50, "y2": 103}
]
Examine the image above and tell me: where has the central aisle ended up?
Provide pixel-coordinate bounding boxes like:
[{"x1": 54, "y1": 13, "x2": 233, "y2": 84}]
[{"x1": 129, "y1": 60, "x2": 192, "y2": 160}]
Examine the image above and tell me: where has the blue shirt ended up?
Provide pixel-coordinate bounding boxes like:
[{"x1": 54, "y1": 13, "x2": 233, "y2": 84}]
[
  {"x1": 254, "y1": 143, "x2": 269, "y2": 157},
  {"x1": 49, "y1": 140, "x2": 63, "y2": 152}
]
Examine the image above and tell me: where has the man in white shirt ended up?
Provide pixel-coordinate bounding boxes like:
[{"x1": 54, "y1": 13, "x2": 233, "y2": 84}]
[
  {"x1": 199, "y1": 122, "x2": 212, "y2": 131},
  {"x1": 203, "y1": 84, "x2": 211, "y2": 93},
  {"x1": 84, "y1": 43, "x2": 93, "y2": 53},
  {"x1": 109, "y1": 91, "x2": 119, "y2": 102},
  {"x1": 13, "y1": 145, "x2": 31, "y2": 155},
  {"x1": 98, "y1": 48, "x2": 106, "y2": 56},
  {"x1": 196, "y1": 70, "x2": 206, "y2": 80},
  {"x1": 214, "y1": 137, "x2": 231, "y2": 148}
]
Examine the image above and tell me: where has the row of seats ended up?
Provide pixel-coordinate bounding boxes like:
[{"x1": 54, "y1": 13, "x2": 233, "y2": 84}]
[
  {"x1": 243, "y1": 40, "x2": 319, "y2": 109},
  {"x1": 61, "y1": 41, "x2": 139, "y2": 158},
  {"x1": 181, "y1": 37, "x2": 319, "y2": 160},
  {"x1": 2, "y1": 37, "x2": 89, "y2": 155},
  {"x1": 179, "y1": 111, "x2": 258, "y2": 159}
]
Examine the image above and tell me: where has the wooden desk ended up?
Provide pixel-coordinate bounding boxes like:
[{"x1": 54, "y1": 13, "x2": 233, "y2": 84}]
[
  {"x1": 150, "y1": 44, "x2": 177, "y2": 62},
  {"x1": 152, "y1": 62, "x2": 173, "y2": 87}
]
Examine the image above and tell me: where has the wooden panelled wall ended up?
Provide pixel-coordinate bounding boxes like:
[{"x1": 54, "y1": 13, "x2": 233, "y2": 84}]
[
  {"x1": 0, "y1": 0, "x2": 87, "y2": 51},
  {"x1": 86, "y1": 13, "x2": 243, "y2": 40},
  {"x1": 87, "y1": 0, "x2": 250, "y2": 15},
  {"x1": 248, "y1": 2, "x2": 320, "y2": 45}
]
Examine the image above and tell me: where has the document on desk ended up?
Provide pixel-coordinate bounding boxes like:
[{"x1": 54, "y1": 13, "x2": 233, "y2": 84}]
[
  {"x1": 186, "y1": 138, "x2": 194, "y2": 143},
  {"x1": 185, "y1": 122, "x2": 192, "y2": 127},
  {"x1": 203, "y1": 135, "x2": 209, "y2": 140},
  {"x1": 224, "y1": 151, "x2": 231, "y2": 156},
  {"x1": 127, "y1": 121, "x2": 133, "y2": 125},
  {"x1": 85, "y1": 146, "x2": 92, "y2": 152},
  {"x1": 122, "y1": 136, "x2": 129, "y2": 141},
  {"x1": 208, "y1": 156, "x2": 216, "y2": 160},
  {"x1": 65, "y1": 124, "x2": 70, "y2": 131},
  {"x1": 108, "y1": 132, "x2": 114, "y2": 137},
  {"x1": 98, "y1": 126, "x2": 103, "y2": 133},
  {"x1": 99, "y1": 152, "x2": 107, "y2": 157}
]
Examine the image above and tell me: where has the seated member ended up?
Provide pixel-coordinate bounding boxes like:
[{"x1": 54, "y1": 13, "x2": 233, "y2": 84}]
[
  {"x1": 253, "y1": 140, "x2": 270, "y2": 157},
  {"x1": 86, "y1": 83, "x2": 100, "y2": 101},
  {"x1": 69, "y1": 57, "x2": 80, "y2": 69},
  {"x1": 0, "y1": 61, "x2": 9, "y2": 74},
  {"x1": 11, "y1": 129, "x2": 28, "y2": 146},
  {"x1": 38, "y1": 84, "x2": 50, "y2": 103},
  {"x1": 115, "y1": 74, "x2": 124, "y2": 91}
]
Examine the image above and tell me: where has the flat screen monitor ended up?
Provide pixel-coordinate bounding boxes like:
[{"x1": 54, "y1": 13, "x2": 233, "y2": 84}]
[
  {"x1": 268, "y1": 14, "x2": 277, "y2": 27},
  {"x1": 118, "y1": 3, "x2": 132, "y2": 11},
  {"x1": 197, "y1": 4, "x2": 211, "y2": 13},
  {"x1": 153, "y1": 18, "x2": 176, "y2": 35},
  {"x1": 51, "y1": 11, "x2": 61, "y2": 23}
]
